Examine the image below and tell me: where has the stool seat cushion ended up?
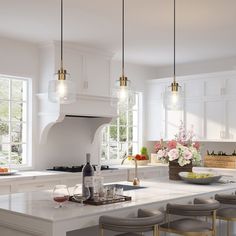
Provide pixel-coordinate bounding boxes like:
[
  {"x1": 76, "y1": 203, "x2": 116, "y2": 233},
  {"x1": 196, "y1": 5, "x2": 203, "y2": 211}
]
[
  {"x1": 217, "y1": 207, "x2": 236, "y2": 219},
  {"x1": 160, "y1": 218, "x2": 212, "y2": 232}
]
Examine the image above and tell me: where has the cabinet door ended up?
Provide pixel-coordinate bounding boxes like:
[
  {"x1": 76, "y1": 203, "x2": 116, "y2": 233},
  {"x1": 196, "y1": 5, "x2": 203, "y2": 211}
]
[
  {"x1": 205, "y1": 100, "x2": 225, "y2": 140},
  {"x1": 185, "y1": 100, "x2": 203, "y2": 139},
  {"x1": 226, "y1": 99, "x2": 236, "y2": 139},
  {"x1": 146, "y1": 101, "x2": 164, "y2": 140},
  {"x1": 86, "y1": 55, "x2": 110, "y2": 97},
  {"x1": 0, "y1": 185, "x2": 11, "y2": 195},
  {"x1": 146, "y1": 82, "x2": 165, "y2": 140},
  {"x1": 165, "y1": 109, "x2": 183, "y2": 140},
  {"x1": 13, "y1": 180, "x2": 61, "y2": 193}
]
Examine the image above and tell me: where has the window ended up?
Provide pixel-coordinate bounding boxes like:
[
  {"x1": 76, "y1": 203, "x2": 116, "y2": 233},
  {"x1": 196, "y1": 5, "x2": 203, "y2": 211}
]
[
  {"x1": 101, "y1": 92, "x2": 141, "y2": 164},
  {"x1": 0, "y1": 76, "x2": 29, "y2": 167}
]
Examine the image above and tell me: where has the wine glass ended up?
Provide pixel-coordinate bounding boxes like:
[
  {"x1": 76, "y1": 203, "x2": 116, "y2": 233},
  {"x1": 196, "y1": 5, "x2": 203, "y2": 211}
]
[
  {"x1": 73, "y1": 184, "x2": 90, "y2": 205},
  {"x1": 53, "y1": 185, "x2": 70, "y2": 208}
]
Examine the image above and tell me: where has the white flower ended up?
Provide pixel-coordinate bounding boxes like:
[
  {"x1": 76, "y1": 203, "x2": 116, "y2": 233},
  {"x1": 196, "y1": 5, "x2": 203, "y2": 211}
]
[
  {"x1": 157, "y1": 149, "x2": 167, "y2": 159},
  {"x1": 168, "y1": 148, "x2": 179, "y2": 161}
]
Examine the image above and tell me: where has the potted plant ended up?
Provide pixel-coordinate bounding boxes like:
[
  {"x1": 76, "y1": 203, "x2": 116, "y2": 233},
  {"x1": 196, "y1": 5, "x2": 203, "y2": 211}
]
[{"x1": 154, "y1": 121, "x2": 201, "y2": 180}]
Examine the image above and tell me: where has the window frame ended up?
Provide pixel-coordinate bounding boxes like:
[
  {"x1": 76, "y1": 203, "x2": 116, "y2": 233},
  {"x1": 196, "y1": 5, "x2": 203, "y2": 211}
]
[
  {"x1": 101, "y1": 92, "x2": 143, "y2": 165},
  {"x1": 0, "y1": 74, "x2": 32, "y2": 169}
]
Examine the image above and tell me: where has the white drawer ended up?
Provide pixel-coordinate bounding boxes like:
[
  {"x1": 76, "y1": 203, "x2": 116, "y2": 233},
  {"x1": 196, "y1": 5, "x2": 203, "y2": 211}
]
[
  {"x1": 13, "y1": 180, "x2": 61, "y2": 193},
  {"x1": 0, "y1": 185, "x2": 11, "y2": 195}
]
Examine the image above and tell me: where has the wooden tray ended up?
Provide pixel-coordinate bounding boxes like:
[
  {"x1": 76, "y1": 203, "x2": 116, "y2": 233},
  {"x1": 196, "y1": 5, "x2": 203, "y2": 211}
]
[
  {"x1": 69, "y1": 195, "x2": 132, "y2": 206},
  {"x1": 204, "y1": 155, "x2": 236, "y2": 169}
]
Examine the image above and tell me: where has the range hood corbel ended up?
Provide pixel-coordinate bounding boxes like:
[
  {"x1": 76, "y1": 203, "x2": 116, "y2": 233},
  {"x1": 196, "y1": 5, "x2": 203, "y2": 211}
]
[{"x1": 37, "y1": 93, "x2": 117, "y2": 144}]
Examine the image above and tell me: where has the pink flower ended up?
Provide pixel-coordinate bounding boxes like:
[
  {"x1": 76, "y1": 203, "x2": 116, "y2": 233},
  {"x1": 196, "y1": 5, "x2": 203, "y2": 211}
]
[
  {"x1": 167, "y1": 140, "x2": 177, "y2": 150},
  {"x1": 168, "y1": 149, "x2": 179, "y2": 161},
  {"x1": 157, "y1": 149, "x2": 168, "y2": 159},
  {"x1": 154, "y1": 142, "x2": 162, "y2": 151},
  {"x1": 193, "y1": 142, "x2": 200, "y2": 150},
  {"x1": 183, "y1": 148, "x2": 193, "y2": 160}
]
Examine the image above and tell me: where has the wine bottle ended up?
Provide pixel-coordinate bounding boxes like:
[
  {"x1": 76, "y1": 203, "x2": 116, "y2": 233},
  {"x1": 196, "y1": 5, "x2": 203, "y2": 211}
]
[{"x1": 82, "y1": 153, "x2": 94, "y2": 199}]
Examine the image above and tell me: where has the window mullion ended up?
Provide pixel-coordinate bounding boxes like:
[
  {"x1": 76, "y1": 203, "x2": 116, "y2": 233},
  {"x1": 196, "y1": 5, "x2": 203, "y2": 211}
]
[
  {"x1": 117, "y1": 110, "x2": 120, "y2": 159},
  {"x1": 9, "y1": 79, "x2": 12, "y2": 167}
]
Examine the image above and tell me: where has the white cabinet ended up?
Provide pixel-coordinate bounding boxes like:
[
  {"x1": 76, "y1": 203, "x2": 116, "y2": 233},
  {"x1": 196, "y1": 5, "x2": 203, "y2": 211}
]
[
  {"x1": 185, "y1": 99, "x2": 203, "y2": 139},
  {"x1": 205, "y1": 100, "x2": 225, "y2": 140},
  {"x1": 146, "y1": 101, "x2": 164, "y2": 140},
  {"x1": 165, "y1": 109, "x2": 183, "y2": 140},
  {"x1": 12, "y1": 180, "x2": 61, "y2": 193},
  {"x1": 146, "y1": 82, "x2": 165, "y2": 140},
  {"x1": 226, "y1": 99, "x2": 236, "y2": 140},
  {"x1": 146, "y1": 71, "x2": 236, "y2": 141},
  {"x1": 0, "y1": 185, "x2": 11, "y2": 194},
  {"x1": 40, "y1": 43, "x2": 112, "y2": 98}
]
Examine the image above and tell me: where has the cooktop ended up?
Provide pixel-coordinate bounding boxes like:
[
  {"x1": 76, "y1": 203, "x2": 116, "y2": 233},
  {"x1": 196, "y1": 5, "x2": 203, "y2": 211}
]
[{"x1": 47, "y1": 165, "x2": 118, "y2": 172}]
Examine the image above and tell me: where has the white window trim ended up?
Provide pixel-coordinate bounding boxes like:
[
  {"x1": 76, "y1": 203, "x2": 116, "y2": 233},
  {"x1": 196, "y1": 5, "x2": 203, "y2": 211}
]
[
  {"x1": 0, "y1": 74, "x2": 32, "y2": 169},
  {"x1": 101, "y1": 92, "x2": 143, "y2": 165}
]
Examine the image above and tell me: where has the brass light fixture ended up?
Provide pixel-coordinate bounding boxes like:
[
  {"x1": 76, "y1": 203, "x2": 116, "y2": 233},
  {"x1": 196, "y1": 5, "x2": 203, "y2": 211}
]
[
  {"x1": 48, "y1": 0, "x2": 76, "y2": 104},
  {"x1": 112, "y1": 0, "x2": 135, "y2": 109},
  {"x1": 164, "y1": 0, "x2": 183, "y2": 110}
]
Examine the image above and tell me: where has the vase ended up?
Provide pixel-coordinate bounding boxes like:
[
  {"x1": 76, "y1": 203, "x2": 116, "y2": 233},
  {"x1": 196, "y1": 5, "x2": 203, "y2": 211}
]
[{"x1": 169, "y1": 160, "x2": 193, "y2": 180}]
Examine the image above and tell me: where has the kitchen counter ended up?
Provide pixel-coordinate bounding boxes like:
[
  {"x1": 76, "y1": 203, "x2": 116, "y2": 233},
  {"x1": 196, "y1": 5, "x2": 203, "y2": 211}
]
[
  {"x1": 0, "y1": 164, "x2": 235, "y2": 184},
  {"x1": 0, "y1": 178, "x2": 235, "y2": 236},
  {"x1": 0, "y1": 165, "x2": 165, "y2": 183}
]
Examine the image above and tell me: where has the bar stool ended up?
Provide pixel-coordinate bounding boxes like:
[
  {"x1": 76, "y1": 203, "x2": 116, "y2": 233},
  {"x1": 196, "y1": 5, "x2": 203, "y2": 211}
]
[
  {"x1": 215, "y1": 193, "x2": 236, "y2": 236},
  {"x1": 159, "y1": 198, "x2": 220, "y2": 236},
  {"x1": 99, "y1": 208, "x2": 164, "y2": 236}
]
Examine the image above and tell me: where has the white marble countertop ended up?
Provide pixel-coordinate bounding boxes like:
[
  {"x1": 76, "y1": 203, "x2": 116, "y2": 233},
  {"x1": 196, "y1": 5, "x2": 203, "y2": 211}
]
[
  {"x1": 0, "y1": 165, "x2": 234, "y2": 184},
  {"x1": 0, "y1": 165, "x2": 163, "y2": 183},
  {"x1": 0, "y1": 178, "x2": 235, "y2": 223}
]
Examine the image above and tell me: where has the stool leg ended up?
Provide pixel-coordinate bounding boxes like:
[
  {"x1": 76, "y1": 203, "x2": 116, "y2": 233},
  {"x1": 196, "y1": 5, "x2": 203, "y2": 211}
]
[
  {"x1": 153, "y1": 225, "x2": 157, "y2": 236},
  {"x1": 100, "y1": 226, "x2": 104, "y2": 236},
  {"x1": 227, "y1": 221, "x2": 230, "y2": 236}
]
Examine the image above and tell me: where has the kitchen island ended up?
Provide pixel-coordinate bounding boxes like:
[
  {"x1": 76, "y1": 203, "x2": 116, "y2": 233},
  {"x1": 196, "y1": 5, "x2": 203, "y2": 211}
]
[{"x1": 0, "y1": 178, "x2": 235, "y2": 236}]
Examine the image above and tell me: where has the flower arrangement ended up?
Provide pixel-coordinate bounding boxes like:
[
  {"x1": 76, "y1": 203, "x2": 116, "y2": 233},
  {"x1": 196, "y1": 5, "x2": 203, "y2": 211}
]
[{"x1": 154, "y1": 121, "x2": 201, "y2": 166}]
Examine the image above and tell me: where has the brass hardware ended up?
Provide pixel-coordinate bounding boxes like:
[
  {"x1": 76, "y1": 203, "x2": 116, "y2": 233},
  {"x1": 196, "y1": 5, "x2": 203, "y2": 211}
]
[
  {"x1": 160, "y1": 209, "x2": 217, "y2": 236},
  {"x1": 57, "y1": 69, "x2": 67, "y2": 80},
  {"x1": 216, "y1": 215, "x2": 236, "y2": 236},
  {"x1": 171, "y1": 81, "x2": 179, "y2": 92},
  {"x1": 133, "y1": 159, "x2": 140, "y2": 186},
  {"x1": 119, "y1": 76, "x2": 128, "y2": 87},
  {"x1": 99, "y1": 225, "x2": 104, "y2": 236}
]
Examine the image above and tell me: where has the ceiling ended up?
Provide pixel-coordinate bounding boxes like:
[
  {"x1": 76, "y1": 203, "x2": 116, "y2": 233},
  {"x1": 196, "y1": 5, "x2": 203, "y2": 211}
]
[{"x1": 0, "y1": 0, "x2": 235, "y2": 66}]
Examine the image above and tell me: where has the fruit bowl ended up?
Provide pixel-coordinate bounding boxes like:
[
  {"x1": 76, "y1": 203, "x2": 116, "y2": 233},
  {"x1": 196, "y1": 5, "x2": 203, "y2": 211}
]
[
  {"x1": 178, "y1": 172, "x2": 222, "y2": 184},
  {"x1": 134, "y1": 160, "x2": 149, "y2": 166}
]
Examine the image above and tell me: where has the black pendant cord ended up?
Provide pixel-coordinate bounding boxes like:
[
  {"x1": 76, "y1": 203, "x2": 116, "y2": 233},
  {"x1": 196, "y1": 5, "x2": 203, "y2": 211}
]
[
  {"x1": 173, "y1": 0, "x2": 176, "y2": 83},
  {"x1": 60, "y1": 0, "x2": 63, "y2": 70},
  {"x1": 122, "y1": 0, "x2": 125, "y2": 78}
]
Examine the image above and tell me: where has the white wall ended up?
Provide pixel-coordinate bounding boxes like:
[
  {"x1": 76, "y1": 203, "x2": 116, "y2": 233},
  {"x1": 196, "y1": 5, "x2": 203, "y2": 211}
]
[
  {"x1": 152, "y1": 56, "x2": 236, "y2": 79},
  {"x1": 0, "y1": 37, "x2": 39, "y2": 169}
]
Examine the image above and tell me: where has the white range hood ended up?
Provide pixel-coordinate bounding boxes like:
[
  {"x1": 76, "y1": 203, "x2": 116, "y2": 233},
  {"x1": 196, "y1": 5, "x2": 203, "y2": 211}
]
[{"x1": 37, "y1": 93, "x2": 117, "y2": 143}]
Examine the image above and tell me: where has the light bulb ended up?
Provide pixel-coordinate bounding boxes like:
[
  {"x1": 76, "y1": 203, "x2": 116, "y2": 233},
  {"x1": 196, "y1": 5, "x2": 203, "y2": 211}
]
[
  {"x1": 57, "y1": 80, "x2": 67, "y2": 98},
  {"x1": 171, "y1": 91, "x2": 178, "y2": 106},
  {"x1": 119, "y1": 86, "x2": 128, "y2": 101}
]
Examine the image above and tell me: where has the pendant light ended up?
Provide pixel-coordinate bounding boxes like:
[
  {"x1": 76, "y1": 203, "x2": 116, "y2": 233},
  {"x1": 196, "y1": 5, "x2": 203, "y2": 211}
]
[
  {"x1": 112, "y1": 0, "x2": 135, "y2": 109},
  {"x1": 164, "y1": 0, "x2": 184, "y2": 110},
  {"x1": 48, "y1": 0, "x2": 76, "y2": 104}
]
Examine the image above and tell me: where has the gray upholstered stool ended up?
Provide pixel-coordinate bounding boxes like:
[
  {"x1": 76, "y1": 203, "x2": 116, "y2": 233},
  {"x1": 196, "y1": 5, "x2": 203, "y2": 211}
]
[
  {"x1": 159, "y1": 198, "x2": 220, "y2": 236},
  {"x1": 99, "y1": 208, "x2": 164, "y2": 236},
  {"x1": 215, "y1": 193, "x2": 236, "y2": 236}
]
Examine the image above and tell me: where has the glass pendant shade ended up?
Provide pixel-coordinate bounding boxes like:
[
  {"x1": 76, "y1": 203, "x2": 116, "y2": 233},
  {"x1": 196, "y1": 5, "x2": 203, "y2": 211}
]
[
  {"x1": 48, "y1": 70, "x2": 76, "y2": 104},
  {"x1": 47, "y1": 0, "x2": 76, "y2": 104},
  {"x1": 164, "y1": 83, "x2": 184, "y2": 110},
  {"x1": 112, "y1": 78, "x2": 135, "y2": 109}
]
